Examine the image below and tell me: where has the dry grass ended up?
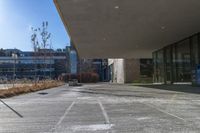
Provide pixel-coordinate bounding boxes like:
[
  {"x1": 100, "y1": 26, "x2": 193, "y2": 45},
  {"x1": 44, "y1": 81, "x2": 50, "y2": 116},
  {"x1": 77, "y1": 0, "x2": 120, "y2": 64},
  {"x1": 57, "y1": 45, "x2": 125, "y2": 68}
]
[{"x1": 0, "y1": 80, "x2": 64, "y2": 98}]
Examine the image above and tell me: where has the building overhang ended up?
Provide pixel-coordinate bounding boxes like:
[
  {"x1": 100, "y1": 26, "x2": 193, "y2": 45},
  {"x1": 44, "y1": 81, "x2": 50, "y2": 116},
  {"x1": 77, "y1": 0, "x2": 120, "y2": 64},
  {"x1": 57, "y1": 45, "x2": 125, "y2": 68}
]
[{"x1": 54, "y1": 0, "x2": 200, "y2": 58}]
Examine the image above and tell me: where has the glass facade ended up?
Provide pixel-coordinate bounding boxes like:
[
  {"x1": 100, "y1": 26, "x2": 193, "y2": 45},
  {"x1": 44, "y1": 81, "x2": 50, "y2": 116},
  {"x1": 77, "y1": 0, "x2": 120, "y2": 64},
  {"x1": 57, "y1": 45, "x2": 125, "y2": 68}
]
[
  {"x1": 175, "y1": 39, "x2": 191, "y2": 82},
  {"x1": 0, "y1": 49, "x2": 67, "y2": 79},
  {"x1": 153, "y1": 33, "x2": 200, "y2": 84},
  {"x1": 153, "y1": 49, "x2": 165, "y2": 83},
  {"x1": 70, "y1": 50, "x2": 78, "y2": 74},
  {"x1": 140, "y1": 59, "x2": 153, "y2": 78}
]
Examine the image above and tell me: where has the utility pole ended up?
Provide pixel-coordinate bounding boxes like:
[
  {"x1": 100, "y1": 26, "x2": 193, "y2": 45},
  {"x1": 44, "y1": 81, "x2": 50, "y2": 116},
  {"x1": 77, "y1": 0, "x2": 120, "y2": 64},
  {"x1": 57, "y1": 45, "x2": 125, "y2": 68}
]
[
  {"x1": 12, "y1": 52, "x2": 17, "y2": 87},
  {"x1": 49, "y1": 42, "x2": 53, "y2": 79}
]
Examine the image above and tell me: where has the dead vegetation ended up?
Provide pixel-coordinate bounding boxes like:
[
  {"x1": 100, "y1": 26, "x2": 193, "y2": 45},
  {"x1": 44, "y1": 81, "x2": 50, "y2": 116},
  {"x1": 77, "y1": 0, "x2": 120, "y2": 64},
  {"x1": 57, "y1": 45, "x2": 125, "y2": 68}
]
[{"x1": 0, "y1": 80, "x2": 64, "y2": 98}]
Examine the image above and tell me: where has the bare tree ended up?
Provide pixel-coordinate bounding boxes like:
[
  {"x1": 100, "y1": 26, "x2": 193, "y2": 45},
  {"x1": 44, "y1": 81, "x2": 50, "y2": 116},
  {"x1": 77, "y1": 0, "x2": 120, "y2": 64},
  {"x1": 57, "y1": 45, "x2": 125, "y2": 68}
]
[
  {"x1": 31, "y1": 27, "x2": 39, "y2": 84},
  {"x1": 38, "y1": 22, "x2": 51, "y2": 78},
  {"x1": 39, "y1": 22, "x2": 51, "y2": 51},
  {"x1": 31, "y1": 21, "x2": 52, "y2": 81}
]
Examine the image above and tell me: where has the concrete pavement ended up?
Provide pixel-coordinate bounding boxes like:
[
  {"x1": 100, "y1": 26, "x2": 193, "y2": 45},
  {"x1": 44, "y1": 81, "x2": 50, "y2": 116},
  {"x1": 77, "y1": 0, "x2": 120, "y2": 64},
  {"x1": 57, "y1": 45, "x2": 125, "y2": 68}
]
[{"x1": 1, "y1": 83, "x2": 200, "y2": 132}]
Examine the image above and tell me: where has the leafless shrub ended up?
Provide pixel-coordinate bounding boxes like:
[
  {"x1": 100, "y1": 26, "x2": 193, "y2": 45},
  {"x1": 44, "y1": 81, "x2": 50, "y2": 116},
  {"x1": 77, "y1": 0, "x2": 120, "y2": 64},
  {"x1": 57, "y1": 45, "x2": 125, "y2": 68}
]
[{"x1": 0, "y1": 80, "x2": 64, "y2": 98}]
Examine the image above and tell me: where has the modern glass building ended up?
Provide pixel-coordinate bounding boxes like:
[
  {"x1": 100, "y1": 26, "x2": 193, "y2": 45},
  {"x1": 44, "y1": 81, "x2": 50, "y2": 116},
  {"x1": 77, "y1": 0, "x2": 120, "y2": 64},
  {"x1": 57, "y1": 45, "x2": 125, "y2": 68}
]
[
  {"x1": 55, "y1": 0, "x2": 200, "y2": 85},
  {"x1": 70, "y1": 50, "x2": 78, "y2": 74},
  {"x1": 0, "y1": 48, "x2": 68, "y2": 80},
  {"x1": 66, "y1": 44, "x2": 110, "y2": 82},
  {"x1": 153, "y1": 33, "x2": 200, "y2": 85}
]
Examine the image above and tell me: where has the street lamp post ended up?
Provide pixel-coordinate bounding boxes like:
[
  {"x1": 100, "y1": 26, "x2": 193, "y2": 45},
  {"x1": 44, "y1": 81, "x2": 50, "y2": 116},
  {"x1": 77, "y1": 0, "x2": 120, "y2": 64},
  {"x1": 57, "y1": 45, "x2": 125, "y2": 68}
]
[{"x1": 12, "y1": 53, "x2": 18, "y2": 87}]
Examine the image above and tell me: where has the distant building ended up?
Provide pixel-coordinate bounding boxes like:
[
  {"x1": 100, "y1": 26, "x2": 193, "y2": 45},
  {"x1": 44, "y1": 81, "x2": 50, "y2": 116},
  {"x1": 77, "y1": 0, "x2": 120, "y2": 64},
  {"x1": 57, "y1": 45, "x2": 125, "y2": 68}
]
[
  {"x1": 66, "y1": 43, "x2": 109, "y2": 82},
  {"x1": 78, "y1": 59, "x2": 109, "y2": 82},
  {"x1": 108, "y1": 59, "x2": 153, "y2": 83},
  {"x1": 70, "y1": 50, "x2": 78, "y2": 74},
  {"x1": 66, "y1": 44, "x2": 78, "y2": 75},
  {"x1": 0, "y1": 48, "x2": 68, "y2": 80}
]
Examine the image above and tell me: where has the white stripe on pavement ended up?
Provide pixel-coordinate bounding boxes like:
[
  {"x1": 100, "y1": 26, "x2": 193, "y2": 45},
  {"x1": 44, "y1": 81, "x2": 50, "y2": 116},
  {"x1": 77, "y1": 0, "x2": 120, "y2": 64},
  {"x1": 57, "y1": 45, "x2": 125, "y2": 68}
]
[
  {"x1": 51, "y1": 101, "x2": 75, "y2": 132},
  {"x1": 98, "y1": 100, "x2": 110, "y2": 124}
]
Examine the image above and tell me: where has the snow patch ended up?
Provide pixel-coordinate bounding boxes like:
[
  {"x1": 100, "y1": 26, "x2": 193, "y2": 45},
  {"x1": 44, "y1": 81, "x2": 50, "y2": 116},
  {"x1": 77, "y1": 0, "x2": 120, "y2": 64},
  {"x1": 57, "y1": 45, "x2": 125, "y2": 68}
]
[
  {"x1": 77, "y1": 97, "x2": 92, "y2": 100},
  {"x1": 72, "y1": 124, "x2": 114, "y2": 131},
  {"x1": 136, "y1": 117, "x2": 151, "y2": 121}
]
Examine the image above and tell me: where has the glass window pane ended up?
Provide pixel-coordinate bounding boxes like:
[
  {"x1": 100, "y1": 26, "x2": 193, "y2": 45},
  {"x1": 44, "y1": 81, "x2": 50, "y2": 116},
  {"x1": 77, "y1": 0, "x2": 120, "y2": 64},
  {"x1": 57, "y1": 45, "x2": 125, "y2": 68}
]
[
  {"x1": 157, "y1": 49, "x2": 164, "y2": 83},
  {"x1": 191, "y1": 35, "x2": 199, "y2": 66},
  {"x1": 175, "y1": 39, "x2": 191, "y2": 82}
]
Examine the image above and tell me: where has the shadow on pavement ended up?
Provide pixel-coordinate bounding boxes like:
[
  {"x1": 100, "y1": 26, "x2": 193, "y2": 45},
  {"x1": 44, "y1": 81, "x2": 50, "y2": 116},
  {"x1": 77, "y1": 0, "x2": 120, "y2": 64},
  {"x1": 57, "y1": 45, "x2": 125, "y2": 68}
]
[
  {"x1": 0, "y1": 99, "x2": 23, "y2": 118},
  {"x1": 134, "y1": 84, "x2": 200, "y2": 94},
  {"x1": 62, "y1": 89, "x2": 154, "y2": 98},
  {"x1": 38, "y1": 92, "x2": 48, "y2": 95}
]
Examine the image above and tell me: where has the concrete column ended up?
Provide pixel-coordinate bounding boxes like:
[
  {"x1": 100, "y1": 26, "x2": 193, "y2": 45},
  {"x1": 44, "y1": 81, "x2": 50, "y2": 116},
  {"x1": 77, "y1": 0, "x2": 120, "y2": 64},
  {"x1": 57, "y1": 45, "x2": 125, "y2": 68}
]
[{"x1": 124, "y1": 59, "x2": 140, "y2": 83}]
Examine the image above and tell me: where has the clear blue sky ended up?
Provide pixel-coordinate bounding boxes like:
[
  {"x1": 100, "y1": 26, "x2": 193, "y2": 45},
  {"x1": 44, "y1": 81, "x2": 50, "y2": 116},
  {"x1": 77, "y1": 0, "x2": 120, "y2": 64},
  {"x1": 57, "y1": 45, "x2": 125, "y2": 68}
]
[{"x1": 0, "y1": 0, "x2": 70, "y2": 51}]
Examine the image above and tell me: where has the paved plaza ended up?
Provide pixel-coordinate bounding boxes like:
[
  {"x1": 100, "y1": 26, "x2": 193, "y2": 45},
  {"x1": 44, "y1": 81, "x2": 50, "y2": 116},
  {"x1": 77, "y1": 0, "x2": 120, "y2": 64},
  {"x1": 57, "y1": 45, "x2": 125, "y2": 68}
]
[{"x1": 1, "y1": 83, "x2": 200, "y2": 132}]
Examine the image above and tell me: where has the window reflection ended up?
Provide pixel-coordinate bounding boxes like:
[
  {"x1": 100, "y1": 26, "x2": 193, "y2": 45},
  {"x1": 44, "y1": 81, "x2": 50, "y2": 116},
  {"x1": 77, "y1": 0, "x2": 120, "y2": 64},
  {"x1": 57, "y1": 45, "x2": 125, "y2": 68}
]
[{"x1": 153, "y1": 34, "x2": 200, "y2": 84}]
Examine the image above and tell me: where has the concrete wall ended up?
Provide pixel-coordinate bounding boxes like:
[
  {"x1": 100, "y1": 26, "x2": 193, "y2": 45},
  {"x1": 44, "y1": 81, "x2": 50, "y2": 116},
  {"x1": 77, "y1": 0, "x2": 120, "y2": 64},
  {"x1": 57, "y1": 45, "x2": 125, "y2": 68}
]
[
  {"x1": 108, "y1": 59, "x2": 125, "y2": 84},
  {"x1": 124, "y1": 59, "x2": 140, "y2": 83},
  {"x1": 55, "y1": 0, "x2": 200, "y2": 59}
]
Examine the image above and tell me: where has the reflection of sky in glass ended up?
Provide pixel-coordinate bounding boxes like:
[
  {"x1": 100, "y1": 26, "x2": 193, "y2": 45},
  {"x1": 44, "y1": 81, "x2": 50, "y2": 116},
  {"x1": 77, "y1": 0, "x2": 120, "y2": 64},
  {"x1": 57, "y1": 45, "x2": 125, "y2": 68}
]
[{"x1": 70, "y1": 50, "x2": 77, "y2": 74}]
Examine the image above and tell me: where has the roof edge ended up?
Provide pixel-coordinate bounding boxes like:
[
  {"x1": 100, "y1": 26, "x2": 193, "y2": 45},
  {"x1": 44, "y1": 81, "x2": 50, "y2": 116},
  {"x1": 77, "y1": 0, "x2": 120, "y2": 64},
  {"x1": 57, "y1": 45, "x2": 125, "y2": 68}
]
[{"x1": 53, "y1": 0, "x2": 80, "y2": 58}]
